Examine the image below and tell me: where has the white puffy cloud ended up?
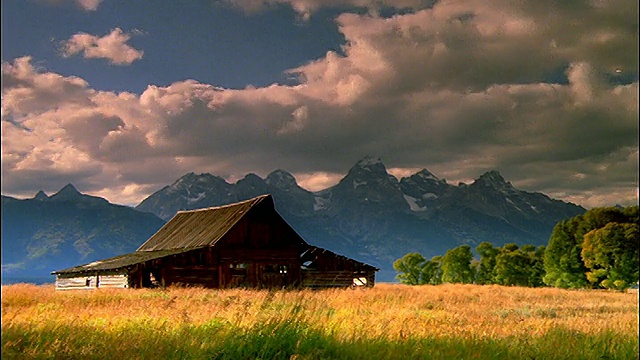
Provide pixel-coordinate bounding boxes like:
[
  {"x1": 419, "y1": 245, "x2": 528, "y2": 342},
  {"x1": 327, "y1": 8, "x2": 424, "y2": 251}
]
[{"x1": 61, "y1": 28, "x2": 144, "y2": 65}]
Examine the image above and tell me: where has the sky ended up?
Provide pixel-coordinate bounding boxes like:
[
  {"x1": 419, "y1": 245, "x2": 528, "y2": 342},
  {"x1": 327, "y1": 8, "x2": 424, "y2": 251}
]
[{"x1": 1, "y1": 0, "x2": 638, "y2": 209}]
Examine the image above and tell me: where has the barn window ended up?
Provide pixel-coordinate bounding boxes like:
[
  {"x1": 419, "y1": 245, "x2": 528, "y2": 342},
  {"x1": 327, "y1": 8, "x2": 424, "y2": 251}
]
[
  {"x1": 230, "y1": 263, "x2": 248, "y2": 276},
  {"x1": 301, "y1": 260, "x2": 316, "y2": 269},
  {"x1": 265, "y1": 264, "x2": 288, "y2": 274},
  {"x1": 353, "y1": 277, "x2": 367, "y2": 287}
]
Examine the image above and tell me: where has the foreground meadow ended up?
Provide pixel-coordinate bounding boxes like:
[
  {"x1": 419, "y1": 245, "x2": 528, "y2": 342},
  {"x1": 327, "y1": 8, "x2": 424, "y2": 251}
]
[{"x1": 2, "y1": 283, "x2": 638, "y2": 359}]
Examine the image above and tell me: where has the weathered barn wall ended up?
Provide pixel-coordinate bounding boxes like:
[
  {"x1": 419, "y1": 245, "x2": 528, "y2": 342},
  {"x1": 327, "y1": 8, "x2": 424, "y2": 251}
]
[
  {"x1": 157, "y1": 248, "x2": 219, "y2": 288},
  {"x1": 55, "y1": 275, "x2": 98, "y2": 290},
  {"x1": 55, "y1": 273, "x2": 128, "y2": 290},
  {"x1": 99, "y1": 274, "x2": 129, "y2": 288},
  {"x1": 122, "y1": 246, "x2": 302, "y2": 289},
  {"x1": 301, "y1": 270, "x2": 376, "y2": 288}
]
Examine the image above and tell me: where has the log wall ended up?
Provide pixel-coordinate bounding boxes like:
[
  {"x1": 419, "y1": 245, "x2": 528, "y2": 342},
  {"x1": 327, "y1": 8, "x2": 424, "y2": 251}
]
[
  {"x1": 301, "y1": 270, "x2": 376, "y2": 289},
  {"x1": 55, "y1": 273, "x2": 128, "y2": 290}
]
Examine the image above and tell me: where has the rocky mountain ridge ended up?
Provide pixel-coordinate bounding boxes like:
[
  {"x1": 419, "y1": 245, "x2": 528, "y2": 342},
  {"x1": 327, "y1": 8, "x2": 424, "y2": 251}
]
[
  {"x1": 136, "y1": 157, "x2": 586, "y2": 280},
  {"x1": 1, "y1": 157, "x2": 586, "y2": 282}
]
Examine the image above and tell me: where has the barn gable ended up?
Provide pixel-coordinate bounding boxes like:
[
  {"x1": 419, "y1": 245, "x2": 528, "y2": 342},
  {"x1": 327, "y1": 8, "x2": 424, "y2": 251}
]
[
  {"x1": 137, "y1": 195, "x2": 285, "y2": 251},
  {"x1": 52, "y1": 194, "x2": 378, "y2": 290}
]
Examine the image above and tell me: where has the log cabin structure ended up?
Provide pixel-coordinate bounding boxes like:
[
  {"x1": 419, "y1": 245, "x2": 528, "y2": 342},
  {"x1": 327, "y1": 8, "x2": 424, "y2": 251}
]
[{"x1": 52, "y1": 195, "x2": 378, "y2": 290}]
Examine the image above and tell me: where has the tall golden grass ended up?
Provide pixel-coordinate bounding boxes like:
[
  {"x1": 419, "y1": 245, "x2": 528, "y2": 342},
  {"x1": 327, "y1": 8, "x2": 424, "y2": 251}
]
[{"x1": 2, "y1": 283, "x2": 638, "y2": 359}]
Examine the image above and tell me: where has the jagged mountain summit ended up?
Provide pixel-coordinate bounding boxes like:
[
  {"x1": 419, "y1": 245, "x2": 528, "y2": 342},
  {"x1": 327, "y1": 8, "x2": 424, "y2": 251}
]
[
  {"x1": 134, "y1": 157, "x2": 586, "y2": 281},
  {"x1": 400, "y1": 168, "x2": 453, "y2": 212},
  {"x1": 135, "y1": 169, "x2": 316, "y2": 221},
  {"x1": 33, "y1": 190, "x2": 49, "y2": 201},
  {"x1": 136, "y1": 172, "x2": 235, "y2": 221},
  {"x1": 315, "y1": 156, "x2": 409, "y2": 215}
]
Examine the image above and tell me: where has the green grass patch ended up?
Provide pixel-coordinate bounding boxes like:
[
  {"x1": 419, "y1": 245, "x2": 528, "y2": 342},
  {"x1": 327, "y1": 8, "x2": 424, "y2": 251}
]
[{"x1": 3, "y1": 319, "x2": 637, "y2": 360}]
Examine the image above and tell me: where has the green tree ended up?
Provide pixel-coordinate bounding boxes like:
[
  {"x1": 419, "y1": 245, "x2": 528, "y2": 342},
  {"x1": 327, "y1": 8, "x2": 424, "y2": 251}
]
[
  {"x1": 529, "y1": 246, "x2": 546, "y2": 287},
  {"x1": 582, "y1": 222, "x2": 639, "y2": 290},
  {"x1": 494, "y1": 244, "x2": 531, "y2": 286},
  {"x1": 475, "y1": 242, "x2": 499, "y2": 285},
  {"x1": 544, "y1": 206, "x2": 638, "y2": 289},
  {"x1": 622, "y1": 206, "x2": 639, "y2": 223},
  {"x1": 543, "y1": 218, "x2": 588, "y2": 288},
  {"x1": 578, "y1": 207, "x2": 629, "y2": 237},
  {"x1": 503, "y1": 243, "x2": 519, "y2": 252},
  {"x1": 421, "y1": 255, "x2": 443, "y2": 285},
  {"x1": 441, "y1": 245, "x2": 475, "y2": 284},
  {"x1": 393, "y1": 252, "x2": 426, "y2": 285}
]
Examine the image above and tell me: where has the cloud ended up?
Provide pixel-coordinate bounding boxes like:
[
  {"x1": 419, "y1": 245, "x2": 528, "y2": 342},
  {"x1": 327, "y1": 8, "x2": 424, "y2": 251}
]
[
  {"x1": 75, "y1": 0, "x2": 103, "y2": 11},
  {"x1": 36, "y1": 0, "x2": 104, "y2": 11},
  {"x1": 61, "y1": 28, "x2": 144, "y2": 65},
  {"x1": 294, "y1": 171, "x2": 345, "y2": 191},
  {"x1": 224, "y1": 0, "x2": 437, "y2": 19},
  {"x1": 2, "y1": 0, "x2": 638, "y2": 208},
  {"x1": 278, "y1": 106, "x2": 309, "y2": 134}
]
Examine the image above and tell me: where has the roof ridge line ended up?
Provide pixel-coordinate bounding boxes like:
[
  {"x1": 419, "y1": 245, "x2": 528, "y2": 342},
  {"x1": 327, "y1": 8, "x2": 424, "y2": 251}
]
[{"x1": 175, "y1": 194, "x2": 271, "y2": 214}]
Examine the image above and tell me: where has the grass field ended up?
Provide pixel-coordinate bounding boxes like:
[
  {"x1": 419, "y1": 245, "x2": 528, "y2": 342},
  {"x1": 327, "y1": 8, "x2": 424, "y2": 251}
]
[{"x1": 2, "y1": 283, "x2": 638, "y2": 359}]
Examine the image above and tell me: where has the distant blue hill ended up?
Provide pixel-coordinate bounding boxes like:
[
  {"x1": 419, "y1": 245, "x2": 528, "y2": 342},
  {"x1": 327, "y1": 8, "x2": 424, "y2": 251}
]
[
  {"x1": 1, "y1": 184, "x2": 166, "y2": 281},
  {"x1": 1, "y1": 276, "x2": 55, "y2": 285}
]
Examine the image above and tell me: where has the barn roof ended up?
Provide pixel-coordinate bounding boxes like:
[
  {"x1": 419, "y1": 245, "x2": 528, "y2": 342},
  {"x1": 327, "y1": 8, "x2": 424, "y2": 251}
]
[
  {"x1": 302, "y1": 246, "x2": 379, "y2": 271},
  {"x1": 52, "y1": 248, "x2": 192, "y2": 274},
  {"x1": 137, "y1": 194, "x2": 278, "y2": 251}
]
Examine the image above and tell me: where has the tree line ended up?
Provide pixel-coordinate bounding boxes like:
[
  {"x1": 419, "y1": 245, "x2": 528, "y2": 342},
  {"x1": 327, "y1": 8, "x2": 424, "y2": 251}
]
[{"x1": 393, "y1": 206, "x2": 638, "y2": 290}]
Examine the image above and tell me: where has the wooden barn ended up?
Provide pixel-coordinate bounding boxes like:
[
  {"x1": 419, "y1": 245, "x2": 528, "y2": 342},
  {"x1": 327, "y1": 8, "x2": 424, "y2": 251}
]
[{"x1": 52, "y1": 195, "x2": 378, "y2": 290}]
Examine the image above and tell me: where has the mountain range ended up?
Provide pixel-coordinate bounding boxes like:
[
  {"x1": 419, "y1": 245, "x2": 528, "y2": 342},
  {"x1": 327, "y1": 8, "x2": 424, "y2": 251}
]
[
  {"x1": 1, "y1": 157, "x2": 586, "y2": 283},
  {"x1": 136, "y1": 157, "x2": 586, "y2": 281}
]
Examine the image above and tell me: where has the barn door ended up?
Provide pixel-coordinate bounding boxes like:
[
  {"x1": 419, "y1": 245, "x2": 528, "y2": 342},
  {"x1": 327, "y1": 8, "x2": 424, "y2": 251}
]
[
  {"x1": 222, "y1": 262, "x2": 249, "y2": 288},
  {"x1": 259, "y1": 264, "x2": 291, "y2": 288}
]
